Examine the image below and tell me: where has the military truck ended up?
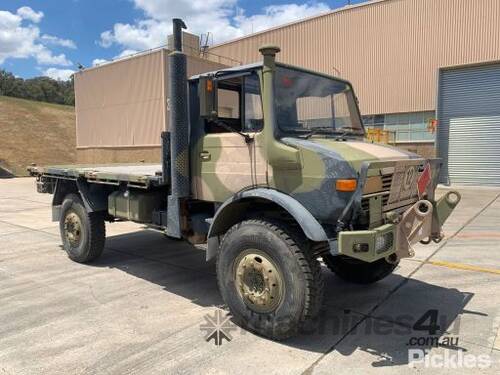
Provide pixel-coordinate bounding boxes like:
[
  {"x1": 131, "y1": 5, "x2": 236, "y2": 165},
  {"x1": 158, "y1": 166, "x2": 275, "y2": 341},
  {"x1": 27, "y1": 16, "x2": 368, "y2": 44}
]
[{"x1": 29, "y1": 19, "x2": 461, "y2": 339}]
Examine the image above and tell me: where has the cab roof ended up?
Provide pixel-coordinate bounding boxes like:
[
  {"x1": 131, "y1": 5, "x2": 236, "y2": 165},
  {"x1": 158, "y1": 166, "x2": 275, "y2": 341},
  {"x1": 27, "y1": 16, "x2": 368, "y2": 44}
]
[
  {"x1": 189, "y1": 62, "x2": 263, "y2": 81},
  {"x1": 189, "y1": 61, "x2": 352, "y2": 87}
]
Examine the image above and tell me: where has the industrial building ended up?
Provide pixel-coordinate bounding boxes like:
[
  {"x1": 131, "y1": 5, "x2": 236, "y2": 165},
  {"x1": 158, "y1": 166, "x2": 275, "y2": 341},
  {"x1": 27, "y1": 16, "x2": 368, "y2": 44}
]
[
  {"x1": 73, "y1": 43, "x2": 231, "y2": 164},
  {"x1": 76, "y1": 0, "x2": 500, "y2": 185},
  {"x1": 209, "y1": 0, "x2": 500, "y2": 185}
]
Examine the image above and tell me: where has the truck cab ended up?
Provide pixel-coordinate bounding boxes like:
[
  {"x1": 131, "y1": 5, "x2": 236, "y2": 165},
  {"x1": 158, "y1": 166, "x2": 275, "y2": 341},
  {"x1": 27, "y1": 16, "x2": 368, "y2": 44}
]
[{"x1": 30, "y1": 20, "x2": 461, "y2": 340}]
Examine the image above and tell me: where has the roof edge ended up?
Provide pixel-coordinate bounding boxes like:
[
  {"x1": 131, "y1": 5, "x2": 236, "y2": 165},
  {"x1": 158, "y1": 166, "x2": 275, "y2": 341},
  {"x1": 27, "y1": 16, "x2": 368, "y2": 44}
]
[{"x1": 209, "y1": 0, "x2": 391, "y2": 50}]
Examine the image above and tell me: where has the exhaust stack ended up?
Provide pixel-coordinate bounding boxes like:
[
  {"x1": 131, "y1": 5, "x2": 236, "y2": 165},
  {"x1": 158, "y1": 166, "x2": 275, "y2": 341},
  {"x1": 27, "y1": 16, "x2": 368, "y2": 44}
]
[
  {"x1": 166, "y1": 18, "x2": 189, "y2": 238},
  {"x1": 259, "y1": 44, "x2": 280, "y2": 71}
]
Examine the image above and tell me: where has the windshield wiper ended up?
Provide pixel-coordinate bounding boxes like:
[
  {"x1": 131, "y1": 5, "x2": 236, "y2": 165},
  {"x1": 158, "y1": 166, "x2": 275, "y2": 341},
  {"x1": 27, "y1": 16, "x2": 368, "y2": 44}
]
[
  {"x1": 304, "y1": 126, "x2": 361, "y2": 139},
  {"x1": 333, "y1": 127, "x2": 362, "y2": 140},
  {"x1": 304, "y1": 126, "x2": 335, "y2": 139}
]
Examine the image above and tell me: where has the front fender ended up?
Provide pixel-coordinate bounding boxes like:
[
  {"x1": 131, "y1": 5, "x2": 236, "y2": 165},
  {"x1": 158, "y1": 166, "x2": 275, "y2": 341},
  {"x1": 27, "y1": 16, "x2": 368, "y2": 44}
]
[{"x1": 206, "y1": 188, "x2": 328, "y2": 261}]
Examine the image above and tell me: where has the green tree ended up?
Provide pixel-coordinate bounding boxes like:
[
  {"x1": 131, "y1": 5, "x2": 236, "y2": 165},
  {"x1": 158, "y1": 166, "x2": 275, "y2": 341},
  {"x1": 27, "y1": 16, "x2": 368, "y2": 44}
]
[{"x1": 0, "y1": 68, "x2": 75, "y2": 106}]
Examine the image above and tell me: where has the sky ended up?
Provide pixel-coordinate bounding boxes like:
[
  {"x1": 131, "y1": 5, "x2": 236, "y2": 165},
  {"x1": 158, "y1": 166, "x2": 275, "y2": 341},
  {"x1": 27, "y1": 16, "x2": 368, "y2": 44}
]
[{"x1": 0, "y1": 0, "x2": 365, "y2": 81}]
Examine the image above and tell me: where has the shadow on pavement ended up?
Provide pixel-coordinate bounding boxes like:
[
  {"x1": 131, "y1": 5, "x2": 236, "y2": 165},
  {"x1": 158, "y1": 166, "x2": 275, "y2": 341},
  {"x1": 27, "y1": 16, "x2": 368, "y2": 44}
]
[
  {"x1": 94, "y1": 229, "x2": 474, "y2": 366},
  {"x1": 0, "y1": 165, "x2": 15, "y2": 178}
]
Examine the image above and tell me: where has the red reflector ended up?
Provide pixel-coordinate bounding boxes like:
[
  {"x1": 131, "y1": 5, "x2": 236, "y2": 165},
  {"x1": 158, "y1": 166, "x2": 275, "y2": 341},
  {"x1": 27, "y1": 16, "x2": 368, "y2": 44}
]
[
  {"x1": 418, "y1": 163, "x2": 431, "y2": 197},
  {"x1": 282, "y1": 76, "x2": 293, "y2": 87}
]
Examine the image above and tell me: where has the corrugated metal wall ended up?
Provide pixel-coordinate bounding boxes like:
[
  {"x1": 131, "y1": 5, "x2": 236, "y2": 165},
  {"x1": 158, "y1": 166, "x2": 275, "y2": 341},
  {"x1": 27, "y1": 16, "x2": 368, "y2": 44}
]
[
  {"x1": 437, "y1": 63, "x2": 500, "y2": 185},
  {"x1": 209, "y1": 0, "x2": 500, "y2": 116},
  {"x1": 74, "y1": 49, "x2": 226, "y2": 148},
  {"x1": 75, "y1": 50, "x2": 165, "y2": 148}
]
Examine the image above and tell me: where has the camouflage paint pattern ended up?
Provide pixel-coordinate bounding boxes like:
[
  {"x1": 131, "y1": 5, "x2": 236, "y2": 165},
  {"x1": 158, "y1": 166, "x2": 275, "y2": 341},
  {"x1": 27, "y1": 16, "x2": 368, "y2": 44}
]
[
  {"x1": 192, "y1": 133, "x2": 267, "y2": 202},
  {"x1": 190, "y1": 52, "x2": 426, "y2": 227},
  {"x1": 188, "y1": 48, "x2": 459, "y2": 262}
]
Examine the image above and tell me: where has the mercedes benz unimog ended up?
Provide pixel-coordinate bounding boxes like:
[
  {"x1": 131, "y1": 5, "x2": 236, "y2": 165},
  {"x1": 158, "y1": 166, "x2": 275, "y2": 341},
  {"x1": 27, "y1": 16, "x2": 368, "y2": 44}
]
[{"x1": 29, "y1": 19, "x2": 461, "y2": 339}]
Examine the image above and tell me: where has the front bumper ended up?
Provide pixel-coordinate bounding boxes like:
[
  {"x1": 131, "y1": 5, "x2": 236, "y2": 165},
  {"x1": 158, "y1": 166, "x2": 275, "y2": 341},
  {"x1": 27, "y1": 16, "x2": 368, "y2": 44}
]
[{"x1": 329, "y1": 190, "x2": 461, "y2": 263}]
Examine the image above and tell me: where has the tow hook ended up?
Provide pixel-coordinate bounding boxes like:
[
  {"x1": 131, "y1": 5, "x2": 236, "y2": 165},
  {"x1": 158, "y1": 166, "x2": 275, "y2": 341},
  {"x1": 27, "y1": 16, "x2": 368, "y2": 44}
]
[
  {"x1": 394, "y1": 200, "x2": 434, "y2": 260},
  {"x1": 385, "y1": 253, "x2": 399, "y2": 264},
  {"x1": 432, "y1": 232, "x2": 445, "y2": 243},
  {"x1": 419, "y1": 231, "x2": 444, "y2": 245},
  {"x1": 419, "y1": 237, "x2": 431, "y2": 245}
]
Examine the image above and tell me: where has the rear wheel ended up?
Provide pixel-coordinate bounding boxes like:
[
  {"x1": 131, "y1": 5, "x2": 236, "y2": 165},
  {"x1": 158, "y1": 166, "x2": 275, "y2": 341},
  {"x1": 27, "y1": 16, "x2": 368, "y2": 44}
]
[
  {"x1": 60, "y1": 194, "x2": 105, "y2": 263},
  {"x1": 216, "y1": 219, "x2": 324, "y2": 340},
  {"x1": 322, "y1": 254, "x2": 397, "y2": 284}
]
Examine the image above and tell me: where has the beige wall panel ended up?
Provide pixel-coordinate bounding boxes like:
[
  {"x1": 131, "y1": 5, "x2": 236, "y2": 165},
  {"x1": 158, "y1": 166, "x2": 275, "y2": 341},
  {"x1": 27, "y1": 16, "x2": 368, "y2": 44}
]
[
  {"x1": 75, "y1": 49, "x2": 227, "y2": 149},
  {"x1": 128, "y1": 99, "x2": 165, "y2": 146},
  {"x1": 76, "y1": 147, "x2": 161, "y2": 164},
  {"x1": 75, "y1": 50, "x2": 165, "y2": 148},
  {"x1": 162, "y1": 55, "x2": 227, "y2": 131},
  {"x1": 397, "y1": 142, "x2": 435, "y2": 159},
  {"x1": 127, "y1": 51, "x2": 164, "y2": 104},
  {"x1": 209, "y1": 0, "x2": 500, "y2": 115}
]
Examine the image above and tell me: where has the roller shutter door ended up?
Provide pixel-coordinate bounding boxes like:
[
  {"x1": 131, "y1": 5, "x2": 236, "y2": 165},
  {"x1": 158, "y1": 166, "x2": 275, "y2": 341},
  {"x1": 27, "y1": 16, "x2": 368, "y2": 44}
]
[{"x1": 437, "y1": 63, "x2": 500, "y2": 186}]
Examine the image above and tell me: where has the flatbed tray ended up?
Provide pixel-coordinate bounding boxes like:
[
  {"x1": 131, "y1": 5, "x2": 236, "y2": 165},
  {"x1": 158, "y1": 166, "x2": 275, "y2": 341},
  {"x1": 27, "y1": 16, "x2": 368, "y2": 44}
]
[{"x1": 29, "y1": 164, "x2": 165, "y2": 189}]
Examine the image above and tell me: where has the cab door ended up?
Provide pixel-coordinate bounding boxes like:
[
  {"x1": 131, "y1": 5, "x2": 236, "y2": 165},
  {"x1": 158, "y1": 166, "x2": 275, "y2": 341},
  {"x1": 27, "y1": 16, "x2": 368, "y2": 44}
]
[{"x1": 193, "y1": 72, "x2": 267, "y2": 202}]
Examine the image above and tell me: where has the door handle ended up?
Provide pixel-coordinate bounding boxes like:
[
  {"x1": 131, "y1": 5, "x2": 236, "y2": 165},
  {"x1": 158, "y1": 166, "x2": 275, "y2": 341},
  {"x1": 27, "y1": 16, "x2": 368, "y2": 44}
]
[{"x1": 200, "y1": 151, "x2": 211, "y2": 161}]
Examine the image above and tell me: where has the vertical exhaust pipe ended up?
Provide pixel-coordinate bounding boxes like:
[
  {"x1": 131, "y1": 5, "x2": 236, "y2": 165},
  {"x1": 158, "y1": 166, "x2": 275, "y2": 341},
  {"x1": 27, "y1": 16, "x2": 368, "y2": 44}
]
[
  {"x1": 169, "y1": 18, "x2": 189, "y2": 198},
  {"x1": 166, "y1": 18, "x2": 189, "y2": 238}
]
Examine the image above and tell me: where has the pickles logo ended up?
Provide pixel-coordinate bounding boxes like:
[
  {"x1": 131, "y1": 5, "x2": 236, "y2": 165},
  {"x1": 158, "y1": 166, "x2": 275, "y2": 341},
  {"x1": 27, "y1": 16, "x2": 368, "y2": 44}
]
[{"x1": 200, "y1": 309, "x2": 238, "y2": 346}]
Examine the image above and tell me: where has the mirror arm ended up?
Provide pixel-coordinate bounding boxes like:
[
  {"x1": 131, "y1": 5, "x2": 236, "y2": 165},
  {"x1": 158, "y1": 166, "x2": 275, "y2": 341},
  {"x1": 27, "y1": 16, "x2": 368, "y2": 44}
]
[{"x1": 213, "y1": 119, "x2": 254, "y2": 144}]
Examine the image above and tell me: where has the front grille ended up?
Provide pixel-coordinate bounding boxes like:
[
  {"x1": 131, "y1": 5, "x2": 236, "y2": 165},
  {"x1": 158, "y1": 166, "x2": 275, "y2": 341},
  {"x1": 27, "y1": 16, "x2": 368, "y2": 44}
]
[
  {"x1": 361, "y1": 192, "x2": 417, "y2": 213},
  {"x1": 357, "y1": 161, "x2": 427, "y2": 230},
  {"x1": 361, "y1": 172, "x2": 393, "y2": 212},
  {"x1": 381, "y1": 173, "x2": 392, "y2": 190},
  {"x1": 361, "y1": 192, "x2": 389, "y2": 212},
  {"x1": 361, "y1": 166, "x2": 420, "y2": 216}
]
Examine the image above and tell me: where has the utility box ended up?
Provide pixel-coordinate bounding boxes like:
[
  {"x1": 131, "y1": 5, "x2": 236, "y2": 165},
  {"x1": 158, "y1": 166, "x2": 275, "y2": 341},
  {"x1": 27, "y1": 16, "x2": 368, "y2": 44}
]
[{"x1": 108, "y1": 190, "x2": 165, "y2": 222}]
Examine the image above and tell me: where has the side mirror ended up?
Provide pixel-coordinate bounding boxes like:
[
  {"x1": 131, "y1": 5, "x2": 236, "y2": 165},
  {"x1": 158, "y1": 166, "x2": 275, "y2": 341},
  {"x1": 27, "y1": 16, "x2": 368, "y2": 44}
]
[{"x1": 199, "y1": 76, "x2": 218, "y2": 119}]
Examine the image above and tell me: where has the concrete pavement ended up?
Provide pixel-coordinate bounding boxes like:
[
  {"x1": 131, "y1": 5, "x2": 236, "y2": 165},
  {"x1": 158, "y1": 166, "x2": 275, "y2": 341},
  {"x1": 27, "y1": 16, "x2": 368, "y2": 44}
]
[{"x1": 0, "y1": 178, "x2": 499, "y2": 374}]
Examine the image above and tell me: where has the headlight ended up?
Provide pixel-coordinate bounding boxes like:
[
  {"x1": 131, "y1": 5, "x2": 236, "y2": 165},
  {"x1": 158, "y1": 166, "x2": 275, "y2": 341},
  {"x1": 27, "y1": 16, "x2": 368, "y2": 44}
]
[
  {"x1": 352, "y1": 243, "x2": 369, "y2": 253},
  {"x1": 375, "y1": 232, "x2": 394, "y2": 254}
]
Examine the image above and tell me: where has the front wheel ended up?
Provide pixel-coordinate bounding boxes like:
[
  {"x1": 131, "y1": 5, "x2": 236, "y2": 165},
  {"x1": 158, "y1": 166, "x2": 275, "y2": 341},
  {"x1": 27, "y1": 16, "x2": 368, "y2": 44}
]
[
  {"x1": 60, "y1": 194, "x2": 106, "y2": 263},
  {"x1": 216, "y1": 219, "x2": 324, "y2": 340},
  {"x1": 322, "y1": 254, "x2": 398, "y2": 284}
]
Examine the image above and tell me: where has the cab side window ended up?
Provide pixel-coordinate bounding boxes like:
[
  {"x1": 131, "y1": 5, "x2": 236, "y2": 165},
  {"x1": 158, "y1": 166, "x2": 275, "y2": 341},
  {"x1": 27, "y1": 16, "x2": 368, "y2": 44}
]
[
  {"x1": 205, "y1": 73, "x2": 263, "y2": 134},
  {"x1": 218, "y1": 88, "x2": 240, "y2": 119},
  {"x1": 244, "y1": 74, "x2": 263, "y2": 132},
  {"x1": 205, "y1": 77, "x2": 242, "y2": 134}
]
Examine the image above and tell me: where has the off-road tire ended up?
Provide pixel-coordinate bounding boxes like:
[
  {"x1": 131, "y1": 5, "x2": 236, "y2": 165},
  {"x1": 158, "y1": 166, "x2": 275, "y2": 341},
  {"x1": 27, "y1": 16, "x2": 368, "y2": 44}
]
[
  {"x1": 216, "y1": 219, "x2": 324, "y2": 340},
  {"x1": 322, "y1": 254, "x2": 397, "y2": 284},
  {"x1": 60, "y1": 194, "x2": 105, "y2": 263}
]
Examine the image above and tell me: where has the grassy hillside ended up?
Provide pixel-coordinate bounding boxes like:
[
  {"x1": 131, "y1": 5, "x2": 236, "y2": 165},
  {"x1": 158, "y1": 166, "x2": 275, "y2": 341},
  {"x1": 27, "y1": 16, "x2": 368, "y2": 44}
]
[{"x1": 0, "y1": 96, "x2": 76, "y2": 176}]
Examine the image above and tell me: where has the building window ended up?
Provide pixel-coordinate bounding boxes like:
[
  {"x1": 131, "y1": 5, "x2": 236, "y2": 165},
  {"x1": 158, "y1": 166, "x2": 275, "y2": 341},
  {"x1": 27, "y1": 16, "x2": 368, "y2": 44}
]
[{"x1": 362, "y1": 111, "x2": 435, "y2": 142}]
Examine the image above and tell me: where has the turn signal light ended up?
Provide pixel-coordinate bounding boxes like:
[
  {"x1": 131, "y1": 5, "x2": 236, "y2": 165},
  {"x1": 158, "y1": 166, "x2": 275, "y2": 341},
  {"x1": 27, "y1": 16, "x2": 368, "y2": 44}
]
[
  {"x1": 206, "y1": 79, "x2": 213, "y2": 92},
  {"x1": 336, "y1": 179, "x2": 357, "y2": 192}
]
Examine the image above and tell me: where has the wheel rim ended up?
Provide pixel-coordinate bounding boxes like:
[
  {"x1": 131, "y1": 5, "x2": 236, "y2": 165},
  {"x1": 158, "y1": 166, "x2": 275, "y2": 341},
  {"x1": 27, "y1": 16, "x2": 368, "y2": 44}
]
[
  {"x1": 234, "y1": 250, "x2": 284, "y2": 313},
  {"x1": 64, "y1": 211, "x2": 82, "y2": 247}
]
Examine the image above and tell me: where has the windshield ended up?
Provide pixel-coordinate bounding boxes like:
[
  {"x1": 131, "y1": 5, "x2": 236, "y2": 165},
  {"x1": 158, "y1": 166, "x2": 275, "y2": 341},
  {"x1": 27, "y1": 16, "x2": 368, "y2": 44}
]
[{"x1": 274, "y1": 66, "x2": 363, "y2": 136}]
